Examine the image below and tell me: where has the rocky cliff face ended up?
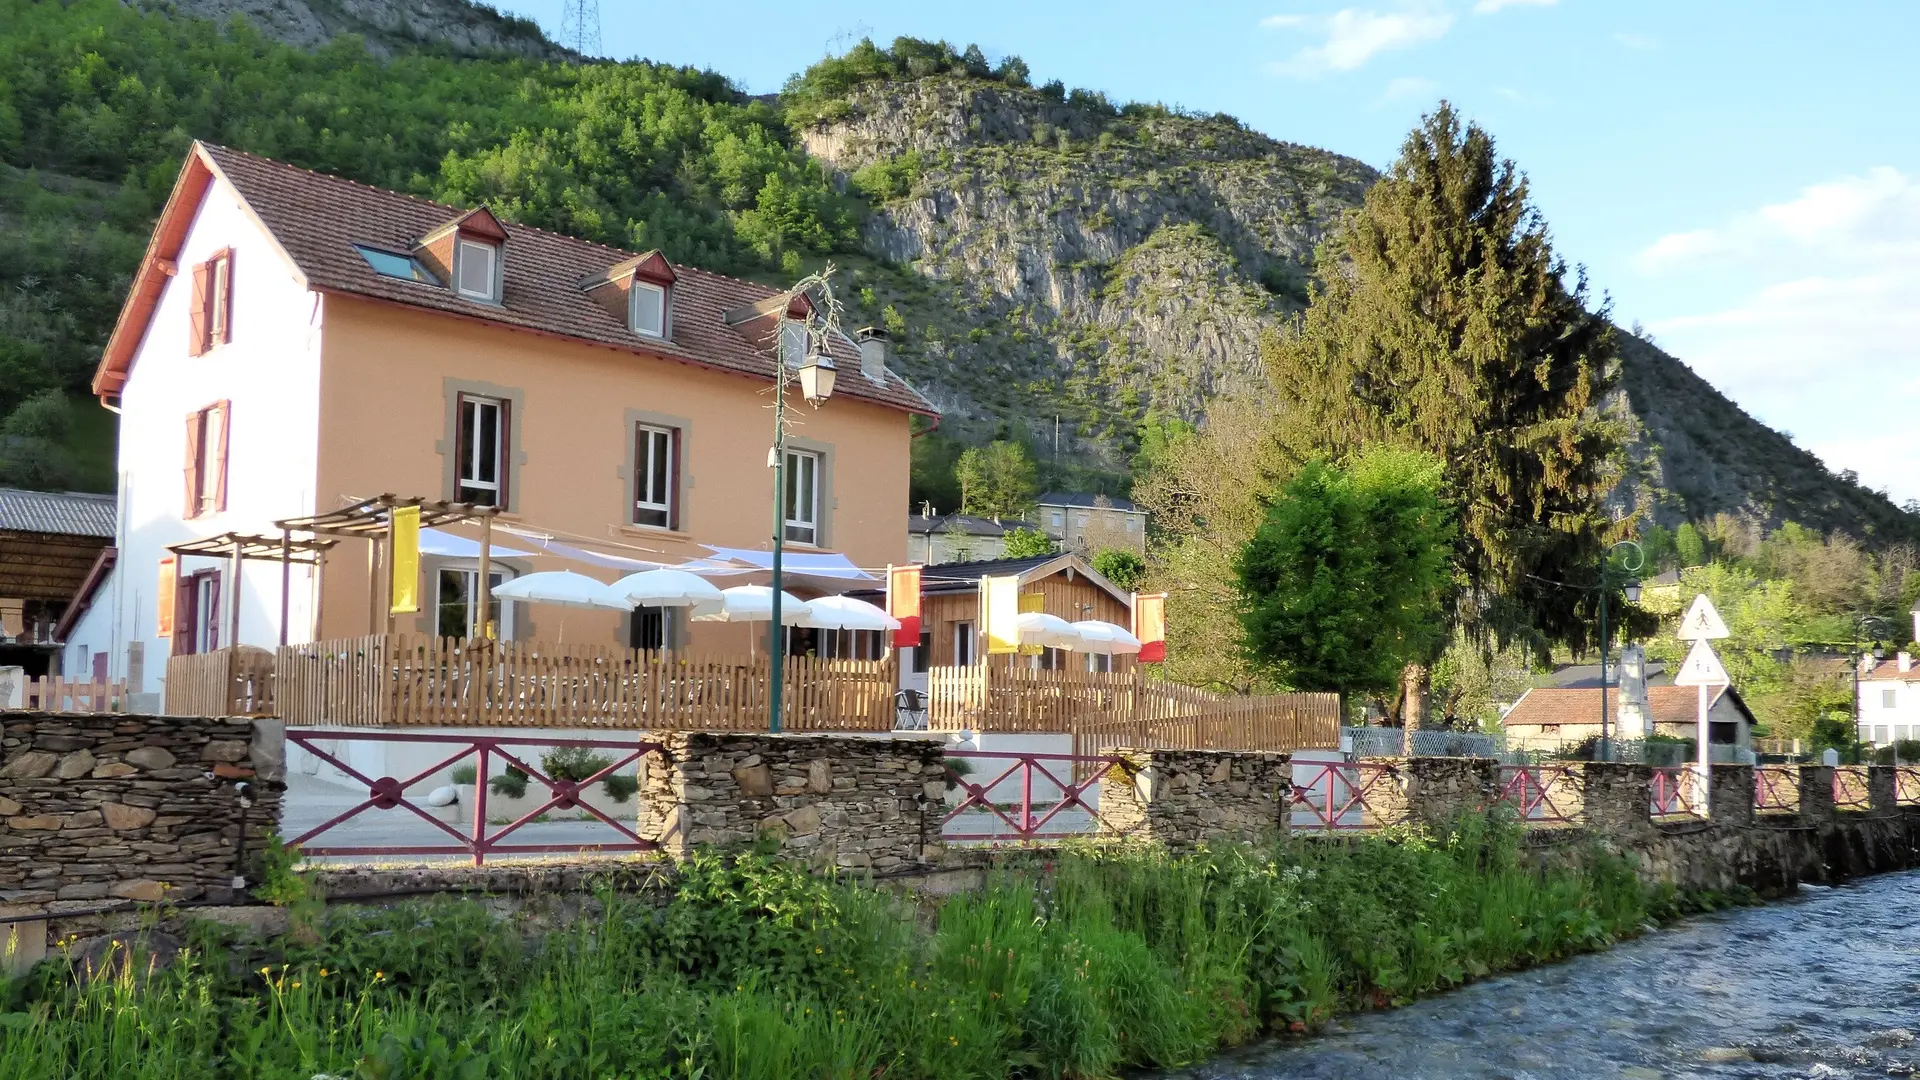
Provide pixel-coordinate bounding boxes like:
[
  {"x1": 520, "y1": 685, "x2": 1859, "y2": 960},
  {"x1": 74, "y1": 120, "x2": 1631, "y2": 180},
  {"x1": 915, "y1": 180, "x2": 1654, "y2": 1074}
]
[
  {"x1": 134, "y1": 0, "x2": 566, "y2": 58},
  {"x1": 806, "y1": 79, "x2": 1371, "y2": 472},
  {"x1": 807, "y1": 77, "x2": 1919, "y2": 540}
]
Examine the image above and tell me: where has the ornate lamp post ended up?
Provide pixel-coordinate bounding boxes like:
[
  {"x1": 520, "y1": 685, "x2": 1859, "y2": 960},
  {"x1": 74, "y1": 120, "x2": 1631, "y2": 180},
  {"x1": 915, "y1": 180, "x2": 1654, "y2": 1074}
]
[
  {"x1": 1596, "y1": 540, "x2": 1645, "y2": 762},
  {"x1": 767, "y1": 318, "x2": 836, "y2": 733}
]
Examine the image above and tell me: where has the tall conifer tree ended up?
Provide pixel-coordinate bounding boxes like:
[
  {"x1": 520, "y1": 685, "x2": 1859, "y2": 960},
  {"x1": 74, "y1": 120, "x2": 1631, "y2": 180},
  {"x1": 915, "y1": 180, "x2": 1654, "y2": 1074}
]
[{"x1": 1267, "y1": 103, "x2": 1620, "y2": 719}]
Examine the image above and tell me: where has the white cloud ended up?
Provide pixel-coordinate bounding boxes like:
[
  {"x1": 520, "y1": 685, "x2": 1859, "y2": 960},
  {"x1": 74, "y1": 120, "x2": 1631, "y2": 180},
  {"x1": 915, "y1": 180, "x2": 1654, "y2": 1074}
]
[
  {"x1": 1638, "y1": 167, "x2": 1920, "y2": 502},
  {"x1": 1263, "y1": 5, "x2": 1455, "y2": 78},
  {"x1": 1473, "y1": 0, "x2": 1555, "y2": 13}
]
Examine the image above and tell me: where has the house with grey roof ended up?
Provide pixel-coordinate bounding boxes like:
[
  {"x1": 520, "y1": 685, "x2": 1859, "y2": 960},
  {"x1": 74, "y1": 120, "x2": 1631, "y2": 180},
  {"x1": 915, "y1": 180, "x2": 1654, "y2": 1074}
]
[{"x1": 0, "y1": 487, "x2": 117, "y2": 675}]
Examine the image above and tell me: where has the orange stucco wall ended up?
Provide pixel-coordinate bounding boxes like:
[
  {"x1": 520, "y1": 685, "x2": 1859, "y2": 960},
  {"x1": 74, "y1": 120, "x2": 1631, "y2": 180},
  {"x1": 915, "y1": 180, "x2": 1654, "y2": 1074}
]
[{"x1": 312, "y1": 293, "x2": 911, "y2": 647}]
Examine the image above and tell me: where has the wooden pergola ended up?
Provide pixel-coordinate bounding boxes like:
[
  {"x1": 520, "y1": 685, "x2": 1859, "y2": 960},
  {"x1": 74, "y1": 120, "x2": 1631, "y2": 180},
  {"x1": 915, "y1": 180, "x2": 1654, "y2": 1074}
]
[
  {"x1": 167, "y1": 532, "x2": 335, "y2": 649},
  {"x1": 274, "y1": 495, "x2": 503, "y2": 642}
]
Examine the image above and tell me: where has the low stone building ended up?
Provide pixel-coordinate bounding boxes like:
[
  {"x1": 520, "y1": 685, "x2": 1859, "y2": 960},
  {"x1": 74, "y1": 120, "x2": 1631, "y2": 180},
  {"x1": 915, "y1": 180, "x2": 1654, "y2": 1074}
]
[{"x1": 1502, "y1": 684, "x2": 1756, "y2": 754}]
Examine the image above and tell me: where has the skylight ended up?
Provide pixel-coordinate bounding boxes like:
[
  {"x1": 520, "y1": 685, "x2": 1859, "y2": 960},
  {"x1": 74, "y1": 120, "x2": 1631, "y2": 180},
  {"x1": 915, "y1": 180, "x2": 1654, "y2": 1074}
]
[{"x1": 354, "y1": 245, "x2": 441, "y2": 285}]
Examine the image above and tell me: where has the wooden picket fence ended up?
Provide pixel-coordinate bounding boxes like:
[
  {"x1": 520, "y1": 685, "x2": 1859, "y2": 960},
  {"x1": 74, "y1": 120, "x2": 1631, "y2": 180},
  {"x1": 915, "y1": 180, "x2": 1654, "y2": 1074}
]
[
  {"x1": 17, "y1": 677, "x2": 129, "y2": 714},
  {"x1": 274, "y1": 634, "x2": 896, "y2": 731},
  {"x1": 164, "y1": 647, "x2": 276, "y2": 717},
  {"x1": 925, "y1": 664, "x2": 1341, "y2": 754}
]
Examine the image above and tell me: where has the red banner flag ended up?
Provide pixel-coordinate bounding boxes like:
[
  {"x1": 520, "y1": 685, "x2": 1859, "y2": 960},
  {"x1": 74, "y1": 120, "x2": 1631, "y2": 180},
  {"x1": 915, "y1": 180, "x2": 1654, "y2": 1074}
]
[
  {"x1": 888, "y1": 564, "x2": 922, "y2": 648},
  {"x1": 1134, "y1": 593, "x2": 1167, "y2": 664}
]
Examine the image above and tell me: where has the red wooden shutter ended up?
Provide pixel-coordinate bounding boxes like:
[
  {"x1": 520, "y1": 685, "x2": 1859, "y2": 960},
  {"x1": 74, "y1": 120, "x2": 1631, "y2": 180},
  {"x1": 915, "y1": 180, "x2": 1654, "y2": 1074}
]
[
  {"x1": 183, "y1": 410, "x2": 204, "y2": 517},
  {"x1": 496, "y1": 398, "x2": 512, "y2": 510},
  {"x1": 215, "y1": 250, "x2": 235, "y2": 344},
  {"x1": 174, "y1": 572, "x2": 197, "y2": 656},
  {"x1": 204, "y1": 573, "x2": 221, "y2": 652},
  {"x1": 188, "y1": 261, "x2": 210, "y2": 356},
  {"x1": 210, "y1": 400, "x2": 231, "y2": 511}
]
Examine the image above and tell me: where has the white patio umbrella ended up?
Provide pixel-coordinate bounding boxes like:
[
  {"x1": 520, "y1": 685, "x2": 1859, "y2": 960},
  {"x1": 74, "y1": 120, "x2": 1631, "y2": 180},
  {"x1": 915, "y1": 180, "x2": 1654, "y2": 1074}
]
[
  {"x1": 612, "y1": 569, "x2": 726, "y2": 617},
  {"x1": 489, "y1": 571, "x2": 633, "y2": 642},
  {"x1": 797, "y1": 594, "x2": 901, "y2": 632},
  {"x1": 1015, "y1": 611, "x2": 1083, "y2": 650},
  {"x1": 1070, "y1": 620, "x2": 1143, "y2": 655},
  {"x1": 691, "y1": 585, "x2": 814, "y2": 626}
]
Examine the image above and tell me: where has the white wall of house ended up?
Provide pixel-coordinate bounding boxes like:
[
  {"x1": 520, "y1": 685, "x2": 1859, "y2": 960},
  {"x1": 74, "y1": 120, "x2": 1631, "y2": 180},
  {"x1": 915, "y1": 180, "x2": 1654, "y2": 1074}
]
[
  {"x1": 1857, "y1": 670, "x2": 1920, "y2": 746},
  {"x1": 64, "y1": 175, "x2": 327, "y2": 697}
]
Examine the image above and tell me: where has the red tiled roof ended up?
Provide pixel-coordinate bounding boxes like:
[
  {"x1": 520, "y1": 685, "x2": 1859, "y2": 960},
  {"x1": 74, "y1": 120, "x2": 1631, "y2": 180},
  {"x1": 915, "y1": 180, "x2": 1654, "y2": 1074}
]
[
  {"x1": 1503, "y1": 685, "x2": 1749, "y2": 728},
  {"x1": 1860, "y1": 657, "x2": 1920, "y2": 681},
  {"x1": 95, "y1": 142, "x2": 937, "y2": 418}
]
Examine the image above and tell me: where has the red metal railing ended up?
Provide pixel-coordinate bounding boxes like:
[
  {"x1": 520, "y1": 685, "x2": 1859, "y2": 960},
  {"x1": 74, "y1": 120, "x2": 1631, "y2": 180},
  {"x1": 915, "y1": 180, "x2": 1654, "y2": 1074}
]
[
  {"x1": 284, "y1": 730, "x2": 660, "y2": 865},
  {"x1": 1754, "y1": 766, "x2": 1799, "y2": 813},
  {"x1": 1290, "y1": 762, "x2": 1400, "y2": 831},
  {"x1": 1898, "y1": 766, "x2": 1920, "y2": 807},
  {"x1": 940, "y1": 751, "x2": 1126, "y2": 842},
  {"x1": 1497, "y1": 764, "x2": 1576, "y2": 824},
  {"x1": 1832, "y1": 768, "x2": 1873, "y2": 812},
  {"x1": 1649, "y1": 766, "x2": 1704, "y2": 818}
]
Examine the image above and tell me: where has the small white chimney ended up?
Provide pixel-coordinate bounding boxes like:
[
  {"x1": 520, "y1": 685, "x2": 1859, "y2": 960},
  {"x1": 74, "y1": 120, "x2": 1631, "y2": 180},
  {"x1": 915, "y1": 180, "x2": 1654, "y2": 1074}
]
[
  {"x1": 855, "y1": 326, "x2": 890, "y2": 383},
  {"x1": 1900, "y1": 651, "x2": 1913, "y2": 674}
]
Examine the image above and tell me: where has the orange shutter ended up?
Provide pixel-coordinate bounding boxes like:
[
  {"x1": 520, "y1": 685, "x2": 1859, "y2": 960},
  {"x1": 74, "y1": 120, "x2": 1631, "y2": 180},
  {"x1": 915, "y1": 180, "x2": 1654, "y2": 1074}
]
[
  {"x1": 209, "y1": 400, "x2": 231, "y2": 511},
  {"x1": 215, "y1": 250, "x2": 235, "y2": 344},
  {"x1": 156, "y1": 557, "x2": 177, "y2": 635},
  {"x1": 188, "y1": 261, "x2": 210, "y2": 356},
  {"x1": 183, "y1": 410, "x2": 203, "y2": 517},
  {"x1": 887, "y1": 565, "x2": 922, "y2": 648}
]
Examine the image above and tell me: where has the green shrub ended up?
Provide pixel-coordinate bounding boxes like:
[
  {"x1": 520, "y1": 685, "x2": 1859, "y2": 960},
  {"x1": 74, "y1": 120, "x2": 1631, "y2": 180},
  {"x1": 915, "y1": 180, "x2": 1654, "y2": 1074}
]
[
  {"x1": 448, "y1": 763, "x2": 478, "y2": 786},
  {"x1": 488, "y1": 766, "x2": 528, "y2": 800}
]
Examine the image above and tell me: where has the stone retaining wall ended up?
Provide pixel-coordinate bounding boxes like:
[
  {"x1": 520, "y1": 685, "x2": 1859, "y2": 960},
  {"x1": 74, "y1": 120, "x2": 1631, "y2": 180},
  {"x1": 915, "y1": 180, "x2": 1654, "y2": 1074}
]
[
  {"x1": 1098, "y1": 749, "x2": 1291, "y2": 846},
  {"x1": 638, "y1": 731, "x2": 946, "y2": 871},
  {"x1": 2, "y1": 711, "x2": 284, "y2": 969}
]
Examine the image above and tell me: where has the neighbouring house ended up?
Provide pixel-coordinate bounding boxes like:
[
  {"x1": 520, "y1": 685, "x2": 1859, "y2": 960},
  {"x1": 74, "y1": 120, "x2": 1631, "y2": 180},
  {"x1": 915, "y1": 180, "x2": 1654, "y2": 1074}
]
[
  {"x1": 1034, "y1": 492, "x2": 1146, "y2": 555},
  {"x1": 1855, "y1": 604, "x2": 1920, "y2": 747},
  {"x1": 905, "y1": 508, "x2": 1041, "y2": 565},
  {"x1": 63, "y1": 141, "x2": 937, "y2": 702},
  {"x1": 0, "y1": 488, "x2": 116, "y2": 677},
  {"x1": 1501, "y1": 684, "x2": 1757, "y2": 753},
  {"x1": 856, "y1": 552, "x2": 1137, "y2": 697}
]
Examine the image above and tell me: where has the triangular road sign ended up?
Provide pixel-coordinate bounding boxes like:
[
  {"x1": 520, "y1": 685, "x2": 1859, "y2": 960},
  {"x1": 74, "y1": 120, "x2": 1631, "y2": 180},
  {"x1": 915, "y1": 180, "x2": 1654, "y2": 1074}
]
[
  {"x1": 1673, "y1": 638, "x2": 1730, "y2": 687},
  {"x1": 1676, "y1": 594, "x2": 1730, "y2": 641}
]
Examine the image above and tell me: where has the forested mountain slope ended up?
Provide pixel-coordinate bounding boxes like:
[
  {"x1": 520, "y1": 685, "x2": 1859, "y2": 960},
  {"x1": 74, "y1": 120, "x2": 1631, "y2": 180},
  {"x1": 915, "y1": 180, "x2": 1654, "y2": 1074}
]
[{"x1": 2, "y1": 1, "x2": 1911, "y2": 542}]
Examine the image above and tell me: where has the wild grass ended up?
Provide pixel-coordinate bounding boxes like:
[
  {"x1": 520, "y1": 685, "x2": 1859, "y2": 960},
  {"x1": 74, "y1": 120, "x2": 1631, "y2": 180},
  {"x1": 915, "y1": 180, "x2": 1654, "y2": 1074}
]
[{"x1": 0, "y1": 816, "x2": 1656, "y2": 1080}]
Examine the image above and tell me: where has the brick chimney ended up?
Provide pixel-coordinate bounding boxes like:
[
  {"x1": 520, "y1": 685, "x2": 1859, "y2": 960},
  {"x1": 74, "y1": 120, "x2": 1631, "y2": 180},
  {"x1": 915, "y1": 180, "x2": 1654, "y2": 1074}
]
[{"x1": 854, "y1": 326, "x2": 890, "y2": 383}]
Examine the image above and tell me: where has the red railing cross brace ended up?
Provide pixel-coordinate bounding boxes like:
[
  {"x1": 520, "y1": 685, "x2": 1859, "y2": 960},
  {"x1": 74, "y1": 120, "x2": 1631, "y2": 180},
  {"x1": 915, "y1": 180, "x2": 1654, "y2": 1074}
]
[
  {"x1": 941, "y1": 751, "x2": 1128, "y2": 842},
  {"x1": 284, "y1": 730, "x2": 661, "y2": 865}
]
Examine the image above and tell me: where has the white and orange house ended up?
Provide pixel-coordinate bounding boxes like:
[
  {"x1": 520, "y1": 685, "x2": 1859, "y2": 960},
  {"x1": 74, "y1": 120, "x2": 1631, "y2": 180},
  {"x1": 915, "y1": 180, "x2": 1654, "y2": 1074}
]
[{"x1": 63, "y1": 142, "x2": 937, "y2": 699}]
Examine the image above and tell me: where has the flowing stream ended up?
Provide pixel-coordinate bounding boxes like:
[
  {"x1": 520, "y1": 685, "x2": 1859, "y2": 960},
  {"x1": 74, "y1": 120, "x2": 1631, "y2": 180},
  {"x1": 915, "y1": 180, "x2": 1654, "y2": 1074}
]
[{"x1": 1172, "y1": 871, "x2": 1920, "y2": 1080}]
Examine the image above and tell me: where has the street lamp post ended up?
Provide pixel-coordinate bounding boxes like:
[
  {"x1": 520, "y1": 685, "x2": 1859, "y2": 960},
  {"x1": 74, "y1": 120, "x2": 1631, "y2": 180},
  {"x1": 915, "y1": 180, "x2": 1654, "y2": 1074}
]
[
  {"x1": 1596, "y1": 540, "x2": 1645, "y2": 762},
  {"x1": 767, "y1": 317, "x2": 837, "y2": 734}
]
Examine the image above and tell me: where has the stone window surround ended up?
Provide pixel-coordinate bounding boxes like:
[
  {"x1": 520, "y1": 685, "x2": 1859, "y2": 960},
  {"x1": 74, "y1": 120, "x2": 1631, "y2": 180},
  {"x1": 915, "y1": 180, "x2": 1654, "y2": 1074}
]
[
  {"x1": 435, "y1": 377, "x2": 527, "y2": 513},
  {"x1": 617, "y1": 407, "x2": 695, "y2": 535}
]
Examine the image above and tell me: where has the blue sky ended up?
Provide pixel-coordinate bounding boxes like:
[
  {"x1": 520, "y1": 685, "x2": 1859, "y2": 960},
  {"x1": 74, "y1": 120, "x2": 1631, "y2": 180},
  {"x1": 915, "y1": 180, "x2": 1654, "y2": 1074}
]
[{"x1": 503, "y1": 0, "x2": 1920, "y2": 504}]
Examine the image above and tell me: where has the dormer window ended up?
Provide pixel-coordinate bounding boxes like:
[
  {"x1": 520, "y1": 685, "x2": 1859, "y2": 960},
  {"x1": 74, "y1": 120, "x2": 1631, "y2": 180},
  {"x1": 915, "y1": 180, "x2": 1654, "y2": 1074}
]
[
  {"x1": 455, "y1": 238, "x2": 499, "y2": 302},
  {"x1": 631, "y1": 281, "x2": 667, "y2": 338}
]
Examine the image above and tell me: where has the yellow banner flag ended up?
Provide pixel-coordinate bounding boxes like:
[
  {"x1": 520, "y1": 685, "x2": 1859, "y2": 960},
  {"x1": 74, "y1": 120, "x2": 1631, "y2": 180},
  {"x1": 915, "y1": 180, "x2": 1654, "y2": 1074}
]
[
  {"x1": 390, "y1": 505, "x2": 421, "y2": 614},
  {"x1": 982, "y1": 574, "x2": 1020, "y2": 654}
]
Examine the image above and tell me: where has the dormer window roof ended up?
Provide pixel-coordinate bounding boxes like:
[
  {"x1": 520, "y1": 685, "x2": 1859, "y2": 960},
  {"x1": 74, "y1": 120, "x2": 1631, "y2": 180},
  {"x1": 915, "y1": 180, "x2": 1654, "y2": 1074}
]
[
  {"x1": 581, "y1": 250, "x2": 677, "y2": 340},
  {"x1": 413, "y1": 207, "x2": 508, "y2": 305}
]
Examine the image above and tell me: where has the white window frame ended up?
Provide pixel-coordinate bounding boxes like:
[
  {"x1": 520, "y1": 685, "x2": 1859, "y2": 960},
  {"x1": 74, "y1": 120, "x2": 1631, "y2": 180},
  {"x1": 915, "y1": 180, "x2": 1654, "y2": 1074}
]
[
  {"x1": 1884, "y1": 687, "x2": 1898, "y2": 709},
  {"x1": 192, "y1": 572, "x2": 221, "y2": 655},
  {"x1": 631, "y1": 280, "x2": 667, "y2": 338},
  {"x1": 457, "y1": 394, "x2": 504, "y2": 506},
  {"x1": 436, "y1": 565, "x2": 513, "y2": 639},
  {"x1": 633, "y1": 423, "x2": 675, "y2": 529},
  {"x1": 1086, "y1": 651, "x2": 1113, "y2": 673},
  {"x1": 210, "y1": 253, "x2": 231, "y2": 344},
  {"x1": 455, "y1": 238, "x2": 498, "y2": 302},
  {"x1": 953, "y1": 620, "x2": 975, "y2": 667},
  {"x1": 783, "y1": 449, "x2": 820, "y2": 545}
]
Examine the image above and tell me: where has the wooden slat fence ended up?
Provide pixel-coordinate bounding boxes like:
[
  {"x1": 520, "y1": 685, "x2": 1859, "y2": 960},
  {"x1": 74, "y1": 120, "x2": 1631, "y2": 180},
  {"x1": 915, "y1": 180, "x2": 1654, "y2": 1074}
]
[
  {"x1": 20, "y1": 678, "x2": 129, "y2": 714},
  {"x1": 165, "y1": 647, "x2": 275, "y2": 717},
  {"x1": 925, "y1": 664, "x2": 1341, "y2": 754},
  {"x1": 275, "y1": 634, "x2": 895, "y2": 731}
]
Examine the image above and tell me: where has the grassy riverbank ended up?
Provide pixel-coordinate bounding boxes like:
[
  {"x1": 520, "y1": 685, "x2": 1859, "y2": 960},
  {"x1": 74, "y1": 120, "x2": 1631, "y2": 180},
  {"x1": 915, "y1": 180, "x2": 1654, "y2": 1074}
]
[{"x1": 2, "y1": 818, "x2": 1661, "y2": 1079}]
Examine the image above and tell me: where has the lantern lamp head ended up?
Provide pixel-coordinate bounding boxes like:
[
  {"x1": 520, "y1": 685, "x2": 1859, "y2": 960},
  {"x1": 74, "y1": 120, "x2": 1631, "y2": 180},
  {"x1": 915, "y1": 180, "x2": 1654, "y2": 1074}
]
[{"x1": 799, "y1": 352, "x2": 837, "y2": 404}]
